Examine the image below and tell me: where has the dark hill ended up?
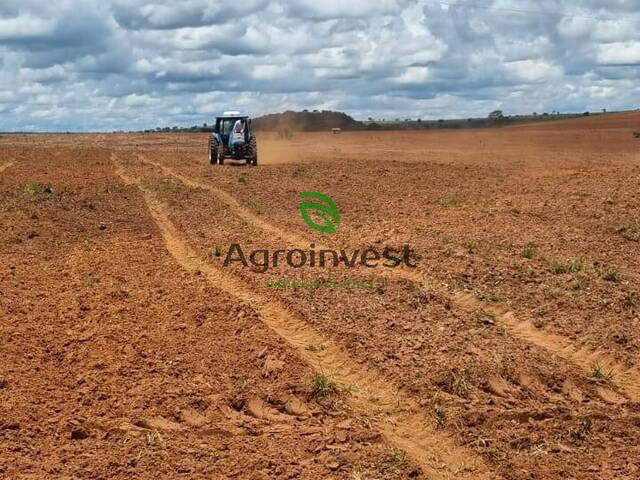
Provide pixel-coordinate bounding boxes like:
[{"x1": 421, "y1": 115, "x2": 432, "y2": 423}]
[{"x1": 252, "y1": 110, "x2": 361, "y2": 132}]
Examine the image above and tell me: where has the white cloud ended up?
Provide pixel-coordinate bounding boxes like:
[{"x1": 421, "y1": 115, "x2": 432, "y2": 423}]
[
  {"x1": 285, "y1": 0, "x2": 407, "y2": 20},
  {"x1": 505, "y1": 59, "x2": 563, "y2": 82},
  {"x1": 123, "y1": 93, "x2": 157, "y2": 107},
  {"x1": 596, "y1": 42, "x2": 640, "y2": 65},
  {"x1": 0, "y1": 0, "x2": 639, "y2": 131},
  {"x1": 0, "y1": 15, "x2": 54, "y2": 40},
  {"x1": 394, "y1": 66, "x2": 431, "y2": 84}
]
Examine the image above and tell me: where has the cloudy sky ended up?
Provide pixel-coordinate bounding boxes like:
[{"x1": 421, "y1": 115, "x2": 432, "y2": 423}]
[{"x1": 1, "y1": 0, "x2": 639, "y2": 131}]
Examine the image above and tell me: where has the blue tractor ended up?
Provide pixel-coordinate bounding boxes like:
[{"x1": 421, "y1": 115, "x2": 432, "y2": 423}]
[{"x1": 208, "y1": 112, "x2": 258, "y2": 166}]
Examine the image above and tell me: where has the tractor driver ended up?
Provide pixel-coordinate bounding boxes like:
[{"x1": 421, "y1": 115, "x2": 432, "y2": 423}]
[
  {"x1": 229, "y1": 119, "x2": 247, "y2": 148},
  {"x1": 233, "y1": 119, "x2": 245, "y2": 134}
]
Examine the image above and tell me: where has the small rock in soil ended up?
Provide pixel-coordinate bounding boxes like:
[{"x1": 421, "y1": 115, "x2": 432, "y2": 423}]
[{"x1": 71, "y1": 428, "x2": 89, "y2": 440}]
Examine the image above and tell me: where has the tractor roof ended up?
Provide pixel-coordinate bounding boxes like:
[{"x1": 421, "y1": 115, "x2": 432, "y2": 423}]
[{"x1": 218, "y1": 111, "x2": 249, "y2": 119}]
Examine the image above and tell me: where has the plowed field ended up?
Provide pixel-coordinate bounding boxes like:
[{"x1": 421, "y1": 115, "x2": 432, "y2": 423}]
[{"x1": 1, "y1": 112, "x2": 639, "y2": 479}]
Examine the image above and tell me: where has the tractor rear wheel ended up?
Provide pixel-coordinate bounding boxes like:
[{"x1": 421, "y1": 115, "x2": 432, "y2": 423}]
[
  {"x1": 208, "y1": 141, "x2": 216, "y2": 164},
  {"x1": 248, "y1": 137, "x2": 258, "y2": 166}
]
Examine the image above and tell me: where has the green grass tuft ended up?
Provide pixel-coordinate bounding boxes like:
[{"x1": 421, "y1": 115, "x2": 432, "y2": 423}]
[
  {"x1": 310, "y1": 373, "x2": 337, "y2": 397},
  {"x1": 292, "y1": 165, "x2": 309, "y2": 178},
  {"x1": 571, "y1": 418, "x2": 593, "y2": 443},
  {"x1": 24, "y1": 182, "x2": 52, "y2": 197},
  {"x1": 598, "y1": 265, "x2": 621, "y2": 283},
  {"x1": 432, "y1": 404, "x2": 447, "y2": 429},
  {"x1": 570, "y1": 277, "x2": 588, "y2": 292},
  {"x1": 623, "y1": 292, "x2": 638, "y2": 308},
  {"x1": 464, "y1": 240, "x2": 479, "y2": 254},
  {"x1": 437, "y1": 193, "x2": 464, "y2": 208},
  {"x1": 381, "y1": 450, "x2": 406, "y2": 472},
  {"x1": 551, "y1": 258, "x2": 587, "y2": 274},
  {"x1": 521, "y1": 244, "x2": 537, "y2": 259},
  {"x1": 140, "y1": 178, "x2": 181, "y2": 192},
  {"x1": 589, "y1": 362, "x2": 615, "y2": 382},
  {"x1": 447, "y1": 368, "x2": 471, "y2": 398}
]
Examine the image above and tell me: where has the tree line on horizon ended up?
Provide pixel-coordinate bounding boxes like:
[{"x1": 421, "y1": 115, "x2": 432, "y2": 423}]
[{"x1": 134, "y1": 108, "x2": 618, "y2": 134}]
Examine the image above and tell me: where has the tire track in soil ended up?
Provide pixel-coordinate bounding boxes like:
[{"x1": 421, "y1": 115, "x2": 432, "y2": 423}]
[
  {"x1": 407, "y1": 269, "x2": 640, "y2": 403},
  {"x1": 115, "y1": 155, "x2": 494, "y2": 480},
  {"x1": 142, "y1": 156, "x2": 310, "y2": 247},
  {"x1": 141, "y1": 156, "x2": 640, "y2": 403},
  {"x1": 0, "y1": 161, "x2": 14, "y2": 173}
]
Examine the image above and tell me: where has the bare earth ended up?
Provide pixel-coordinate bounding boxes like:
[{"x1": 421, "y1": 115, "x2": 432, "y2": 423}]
[{"x1": 1, "y1": 112, "x2": 639, "y2": 479}]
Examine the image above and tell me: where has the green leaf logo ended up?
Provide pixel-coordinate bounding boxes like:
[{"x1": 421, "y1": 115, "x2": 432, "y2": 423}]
[{"x1": 299, "y1": 192, "x2": 341, "y2": 234}]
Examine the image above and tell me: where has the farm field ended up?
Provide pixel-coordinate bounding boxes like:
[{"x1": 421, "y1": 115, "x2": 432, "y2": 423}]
[{"x1": 1, "y1": 112, "x2": 639, "y2": 479}]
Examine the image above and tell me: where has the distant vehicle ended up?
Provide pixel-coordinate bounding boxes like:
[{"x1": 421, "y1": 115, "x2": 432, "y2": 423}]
[
  {"x1": 209, "y1": 112, "x2": 258, "y2": 166},
  {"x1": 331, "y1": 128, "x2": 342, "y2": 134}
]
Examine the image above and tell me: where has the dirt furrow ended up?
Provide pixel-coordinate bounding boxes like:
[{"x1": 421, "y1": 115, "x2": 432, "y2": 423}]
[
  {"x1": 0, "y1": 161, "x2": 14, "y2": 173},
  {"x1": 117, "y1": 155, "x2": 494, "y2": 480},
  {"x1": 142, "y1": 157, "x2": 640, "y2": 403}
]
